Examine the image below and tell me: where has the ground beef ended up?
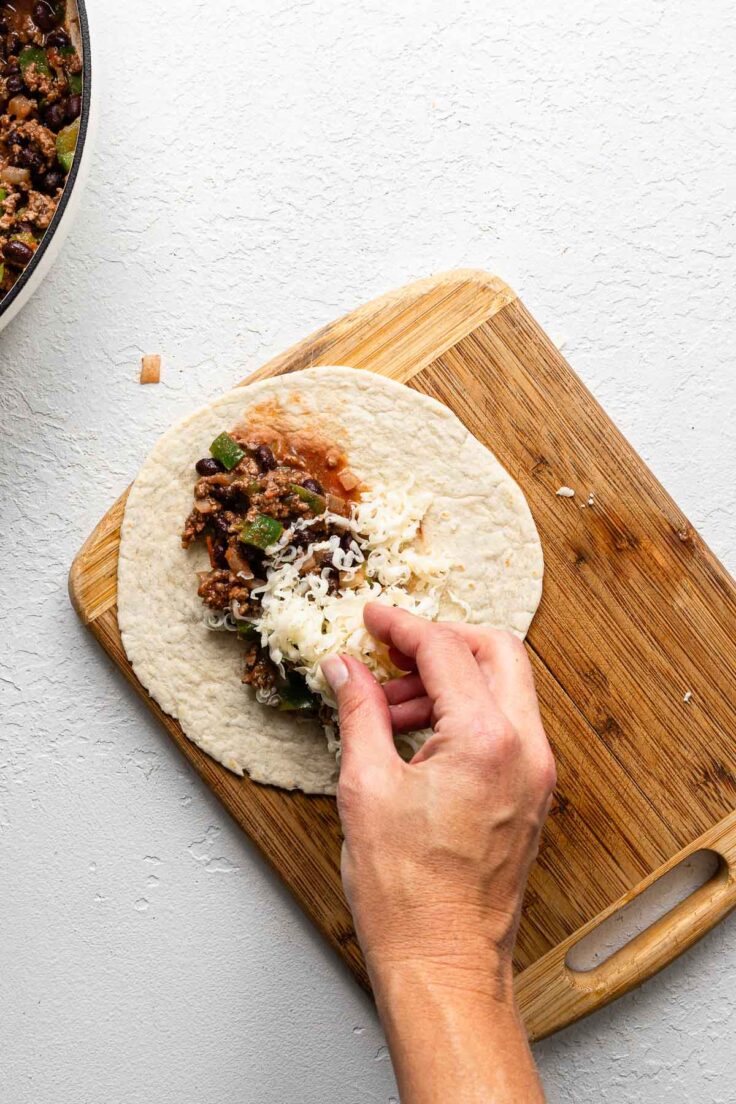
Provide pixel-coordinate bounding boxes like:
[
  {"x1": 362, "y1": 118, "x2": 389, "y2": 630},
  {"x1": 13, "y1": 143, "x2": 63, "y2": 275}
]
[
  {"x1": 241, "y1": 645, "x2": 278, "y2": 692},
  {"x1": 182, "y1": 509, "x2": 208, "y2": 548},
  {"x1": 196, "y1": 570, "x2": 251, "y2": 611},
  {"x1": 0, "y1": 188, "x2": 21, "y2": 231},
  {"x1": 6, "y1": 117, "x2": 57, "y2": 165},
  {"x1": 21, "y1": 186, "x2": 56, "y2": 229},
  {"x1": 247, "y1": 467, "x2": 313, "y2": 521},
  {"x1": 20, "y1": 62, "x2": 52, "y2": 97},
  {"x1": 184, "y1": 428, "x2": 364, "y2": 715},
  {"x1": 47, "y1": 45, "x2": 82, "y2": 75}
]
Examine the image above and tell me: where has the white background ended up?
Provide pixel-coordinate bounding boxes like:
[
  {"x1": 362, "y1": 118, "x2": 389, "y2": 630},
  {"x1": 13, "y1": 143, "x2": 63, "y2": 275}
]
[{"x1": 1, "y1": 1, "x2": 735, "y2": 1101}]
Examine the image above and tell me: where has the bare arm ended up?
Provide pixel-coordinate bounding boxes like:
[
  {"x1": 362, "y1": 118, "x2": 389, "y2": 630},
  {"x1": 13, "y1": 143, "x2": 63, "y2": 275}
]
[{"x1": 321, "y1": 605, "x2": 556, "y2": 1104}]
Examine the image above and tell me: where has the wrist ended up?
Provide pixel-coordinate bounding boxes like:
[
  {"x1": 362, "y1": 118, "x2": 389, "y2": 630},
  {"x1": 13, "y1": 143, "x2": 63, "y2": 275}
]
[
  {"x1": 370, "y1": 955, "x2": 536, "y2": 1104},
  {"x1": 367, "y1": 944, "x2": 517, "y2": 1014}
]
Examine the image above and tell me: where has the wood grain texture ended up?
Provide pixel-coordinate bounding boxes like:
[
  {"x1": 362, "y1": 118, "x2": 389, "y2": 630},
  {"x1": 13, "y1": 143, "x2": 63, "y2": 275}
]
[{"x1": 68, "y1": 271, "x2": 736, "y2": 1039}]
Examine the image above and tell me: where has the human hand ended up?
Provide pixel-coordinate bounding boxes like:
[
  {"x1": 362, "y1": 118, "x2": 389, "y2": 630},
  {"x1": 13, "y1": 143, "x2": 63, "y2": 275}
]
[
  {"x1": 321, "y1": 605, "x2": 555, "y2": 1103},
  {"x1": 322, "y1": 603, "x2": 555, "y2": 987}
]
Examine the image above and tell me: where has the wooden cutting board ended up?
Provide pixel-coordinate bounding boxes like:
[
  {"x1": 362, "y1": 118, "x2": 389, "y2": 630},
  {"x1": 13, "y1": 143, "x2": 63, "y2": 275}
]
[{"x1": 69, "y1": 271, "x2": 736, "y2": 1039}]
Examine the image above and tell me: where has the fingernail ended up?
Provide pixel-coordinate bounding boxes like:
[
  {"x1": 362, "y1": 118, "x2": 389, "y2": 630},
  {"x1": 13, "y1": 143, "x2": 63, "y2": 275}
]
[{"x1": 321, "y1": 654, "x2": 349, "y2": 690}]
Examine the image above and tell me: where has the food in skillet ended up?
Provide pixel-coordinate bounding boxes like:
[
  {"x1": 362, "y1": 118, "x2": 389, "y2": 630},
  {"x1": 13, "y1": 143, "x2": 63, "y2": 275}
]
[
  {"x1": 0, "y1": 0, "x2": 83, "y2": 299},
  {"x1": 118, "y1": 367, "x2": 544, "y2": 794}
]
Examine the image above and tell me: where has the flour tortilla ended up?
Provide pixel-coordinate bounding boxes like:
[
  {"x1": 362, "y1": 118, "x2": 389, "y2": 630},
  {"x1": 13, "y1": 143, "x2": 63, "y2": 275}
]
[{"x1": 118, "y1": 366, "x2": 543, "y2": 794}]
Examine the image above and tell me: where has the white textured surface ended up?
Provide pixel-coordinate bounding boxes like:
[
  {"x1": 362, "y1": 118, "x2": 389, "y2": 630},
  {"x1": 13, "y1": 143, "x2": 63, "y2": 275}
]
[{"x1": 1, "y1": 0, "x2": 734, "y2": 1100}]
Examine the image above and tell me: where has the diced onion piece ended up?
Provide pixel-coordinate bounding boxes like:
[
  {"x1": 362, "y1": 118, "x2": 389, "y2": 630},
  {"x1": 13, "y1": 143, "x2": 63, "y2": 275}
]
[
  {"x1": 140, "y1": 354, "x2": 161, "y2": 384},
  {"x1": 326, "y1": 493, "x2": 348, "y2": 516},
  {"x1": 0, "y1": 166, "x2": 31, "y2": 187},
  {"x1": 7, "y1": 95, "x2": 35, "y2": 119},
  {"x1": 337, "y1": 469, "x2": 360, "y2": 492}
]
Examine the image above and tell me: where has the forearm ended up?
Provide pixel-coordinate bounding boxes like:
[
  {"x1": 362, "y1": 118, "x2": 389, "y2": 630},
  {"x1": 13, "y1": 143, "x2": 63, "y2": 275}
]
[{"x1": 371, "y1": 959, "x2": 545, "y2": 1104}]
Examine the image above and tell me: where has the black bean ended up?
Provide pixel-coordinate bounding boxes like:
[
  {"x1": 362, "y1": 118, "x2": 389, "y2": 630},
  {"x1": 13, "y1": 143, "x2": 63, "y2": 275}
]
[
  {"x1": 0, "y1": 20, "x2": 8, "y2": 36},
  {"x1": 3, "y1": 239, "x2": 33, "y2": 267},
  {"x1": 340, "y1": 531, "x2": 353, "y2": 551},
  {"x1": 325, "y1": 565, "x2": 340, "y2": 594},
  {"x1": 40, "y1": 168, "x2": 63, "y2": 193},
  {"x1": 66, "y1": 92, "x2": 81, "y2": 120},
  {"x1": 6, "y1": 32, "x2": 21, "y2": 57},
  {"x1": 44, "y1": 102, "x2": 66, "y2": 131},
  {"x1": 32, "y1": 1, "x2": 60, "y2": 31},
  {"x1": 301, "y1": 477, "x2": 324, "y2": 495},
  {"x1": 254, "y1": 444, "x2": 277, "y2": 472},
  {"x1": 212, "y1": 514, "x2": 230, "y2": 540},
  {"x1": 2, "y1": 62, "x2": 19, "y2": 77},
  {"x1": 212, "y1": 539, "x2": 228, "y2": 569},
  {"x1": 45, "y1": 28, "x2": 69, "y2": 47},
  {"x1": 195, "y1": 457, "x2": 225, "y2": 476},
  {"x1": 14, "y1": 220, "x2": 34, "y2": 235},
  {"x1": 239, "y1": 544, "x2": 265, "y2": 574},
  {"x1": 16, "y1": 146, "x2": 43, "y2": 171},
  {"x1": 290, "y1": 529, "x2": 311, "y2": 550},
  {"x1": 209, "y1": 482, "x2": 235, "y2": 505},
  {"x1": 5, "y1": 72, "x2": 23, "y2": 93}
]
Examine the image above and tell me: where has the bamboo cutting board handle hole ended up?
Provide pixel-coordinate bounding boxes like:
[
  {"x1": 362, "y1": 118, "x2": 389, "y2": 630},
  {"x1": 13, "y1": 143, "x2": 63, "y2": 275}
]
[
  {"x1": 565, "y1": 849, "x2": 720, "y2": 972},
  {"x1": 516, "y1": 816, "x2": 736, "y2": 1040},
  {"x1": 562, "y1": 848, "x2": 734, "y2": 996}
]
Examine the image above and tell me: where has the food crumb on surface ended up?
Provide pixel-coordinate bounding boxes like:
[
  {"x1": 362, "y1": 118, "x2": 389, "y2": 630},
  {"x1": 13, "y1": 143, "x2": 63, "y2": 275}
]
[
  {"x1": 140, "y1": 355, "x2": 161, "y2": 384},
  {"x1": 556, "y1": 486, "x2": 575, "y2": 498},
  {"x1": 683, "y1": 690, "x2": 693, "y2": 703},
  {"x1": 587, "y1": 490, "x2": 595, "y2": 506}
]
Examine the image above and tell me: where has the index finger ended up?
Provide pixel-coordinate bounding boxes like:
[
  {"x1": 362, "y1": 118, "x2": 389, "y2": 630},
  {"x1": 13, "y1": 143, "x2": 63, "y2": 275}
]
[{"x1": 364, "y1": 604, "x2": 492, "y2": 721}]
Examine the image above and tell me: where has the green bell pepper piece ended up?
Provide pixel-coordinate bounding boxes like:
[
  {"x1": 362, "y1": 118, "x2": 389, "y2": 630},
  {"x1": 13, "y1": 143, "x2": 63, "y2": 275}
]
[
  {"x1": 240, "y1": 514, "x2": 284, "y2": 550},
  {"x1": 210, "y1": 431, "x2": 245, "y2": 470},
  {"x1": 19, "y1": 46, "x2": 51, "y2": 79},
  {"x1": 277, "y1": 672, "x2": 318, "y2": 712},
  {"x1": 237, "y1": 622, "x2": 259, "y2": 641},
  {"x1": 0, "y1": 264, "x2": 4, "y2": 284},
  {"x1": 0, "y1": 188, "x2": 7, "y2": 204},
  {"x1": 290, "y1": 483, "x2": 326, "y2": 515},
  {"x1": 56, "y1": 118, "x2": 80, "y2": 173}
]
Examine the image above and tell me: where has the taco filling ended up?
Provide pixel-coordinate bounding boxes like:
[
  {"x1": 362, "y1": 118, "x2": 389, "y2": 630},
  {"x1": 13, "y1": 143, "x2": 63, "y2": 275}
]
[{"x1": 182, "y1": 421, "x2": 454, "y2": 749}]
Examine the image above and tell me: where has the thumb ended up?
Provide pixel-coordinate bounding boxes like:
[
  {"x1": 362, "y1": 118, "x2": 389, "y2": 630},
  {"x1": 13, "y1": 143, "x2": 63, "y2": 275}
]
[{"x1": 321, "y1": 655, "x2": 398, "y2": 775}]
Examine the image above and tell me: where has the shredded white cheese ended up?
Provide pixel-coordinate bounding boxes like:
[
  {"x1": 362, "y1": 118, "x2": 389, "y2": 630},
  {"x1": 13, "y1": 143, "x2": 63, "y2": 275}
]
[{"x1": 252, "y1": 484, "x2": 455, "y2": 706}]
